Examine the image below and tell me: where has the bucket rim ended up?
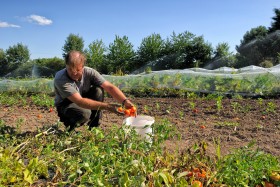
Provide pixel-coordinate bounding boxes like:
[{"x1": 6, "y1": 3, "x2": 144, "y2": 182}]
[{"x1": 123, "y1": 115, "x2": 155, "y2": 127}]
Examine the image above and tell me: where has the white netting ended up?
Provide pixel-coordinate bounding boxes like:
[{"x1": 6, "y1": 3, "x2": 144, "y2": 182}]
[{"x1": 0, "y1": 65, "x2": 279, "y2": 96}]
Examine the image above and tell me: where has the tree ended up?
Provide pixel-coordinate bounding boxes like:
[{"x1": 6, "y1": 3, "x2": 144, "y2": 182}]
[
  {"x1": 214, "y1": 42, "x2": 231, "y2": 58},
  {"x1": 161, "y1": 31, "x2": 196, "y2": 69},
  {"x1": 106, "y1": 35, "x2": 135, "y2": 74},
  {"x1": 170, "y1": 31, "x2": 196, "y2": 54},
  {"x1": 33, "y1": 57, "x2": 65, "y2": 72},
  {"x1": 235, "y1": 24, "x2": 280, "y2": 67},
  {"x1": 206, "y1": 42, "x2": 236, "y2": 69},
  {"x1": 0, "y1": 49, "x2": 8, "y2": 76},
  {"x1": 62, "y1": 33, "x2": 84, "y2": 58},
  {"x1": 6, "y1": 43, "x2": 30, "y2": 72},
  {"x1": 268, "y1": 8, "x2": 280, "y2": 33},
  {"x1": 136, "y1": 33, "x2": 165, "y2": 68},
  {"x1": 183, "y1": 36, "x2": 213, "y2": 68},
  {"x1": 237, "y1": 26, "x2": 268, "y2": 48},
  {"x1": 85, "y1": 39, "x2": 107, "y2": 73}
]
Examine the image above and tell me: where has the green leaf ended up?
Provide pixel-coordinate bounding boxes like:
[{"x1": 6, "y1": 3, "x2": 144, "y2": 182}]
[
  {"x1": 23, "y1": 169, "x2": 33, "y2": 184},
  {"x1": 159, "y1": 172, "x2": 170, "y2": 187}
]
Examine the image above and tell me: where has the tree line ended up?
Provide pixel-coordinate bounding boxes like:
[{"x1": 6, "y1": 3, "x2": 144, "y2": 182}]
[{"x1": 0, "y1": 8, "x2": 279, "y2": 77}]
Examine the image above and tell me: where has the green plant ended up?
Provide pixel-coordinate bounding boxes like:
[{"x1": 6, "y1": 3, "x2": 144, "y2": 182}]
[
  {"x1": 155, "y1": 102, "x2": 160, "y2": 111},
  {"x1": 31, "y1": 93, "x2": 54, "y2": 107},
  {"x1": 215, "y1": 143, "x2": 279, "y2": 186},
  {"x1": 145, "y1": 66, "x2": 152, "y2": 74},
  {"x1": 189, "y1": 101, "x2": 196, "y2": 110},
  {"x1": 216, "y1": 96, "x2": 223, "y2": 113},
  {"x1": 215, "y1": 121, "x2": 240, "y2": 127},
  {"x1": 266, "y1": 101, "x2": 276, "y2": 114},
  {"x1": 231, "y1": 101, "x2": 241, "y2": 113},
  {"x1": 257, "y1": 98, "x2": 264, "y2": 106}
]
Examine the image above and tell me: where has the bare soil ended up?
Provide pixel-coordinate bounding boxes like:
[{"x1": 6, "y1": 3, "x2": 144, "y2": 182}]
[{"x1": 1, "y1": 96, "x2": 280, "y2": 157}]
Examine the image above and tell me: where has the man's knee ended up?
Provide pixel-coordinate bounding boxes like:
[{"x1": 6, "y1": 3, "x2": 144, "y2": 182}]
[
  {"x1": 96, "y1": 86, "x2": 104, "y2": 101},
  {"x1": 85, "y1": 86, "x2": 104, "y2": 101},
  {"x1": 65, "y1": 104, "x2": 91, "y2": 124}
]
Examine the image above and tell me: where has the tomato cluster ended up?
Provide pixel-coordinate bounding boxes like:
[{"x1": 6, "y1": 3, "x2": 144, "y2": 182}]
[
  {"x1": 185, "y1": 167, "x2": 207, "y2": 187},
  {"x1": 118, "y1": 106, "x2": 137, "y2": 117}
]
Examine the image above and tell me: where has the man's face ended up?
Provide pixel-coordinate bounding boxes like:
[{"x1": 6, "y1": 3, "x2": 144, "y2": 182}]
[{"x1": 66, "y1": 63, "x2": 84, "y2": 81}]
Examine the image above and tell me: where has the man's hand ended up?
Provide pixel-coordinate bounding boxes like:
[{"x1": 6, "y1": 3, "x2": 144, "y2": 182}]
[
  {"x1": 107, "y1": 103, "x2": 123, "y2": 115},
  {"x1": 122, "y1": 99, "x2": 134, "y2": 109}
]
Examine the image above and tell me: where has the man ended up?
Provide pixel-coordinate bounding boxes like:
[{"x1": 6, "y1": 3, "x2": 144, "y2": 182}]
[{"x1": 54, "y1": 50, "x2": 134, "y2": 131}]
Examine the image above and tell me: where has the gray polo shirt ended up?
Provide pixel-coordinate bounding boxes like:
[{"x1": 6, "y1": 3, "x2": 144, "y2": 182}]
[{"x1": 54, "y1": 66, "x2": 106, "y2": 106}]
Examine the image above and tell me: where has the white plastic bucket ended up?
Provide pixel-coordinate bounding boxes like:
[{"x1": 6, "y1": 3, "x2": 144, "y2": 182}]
[{"x1": 123, "y1": 115, "x2": 155, "y2": 142}]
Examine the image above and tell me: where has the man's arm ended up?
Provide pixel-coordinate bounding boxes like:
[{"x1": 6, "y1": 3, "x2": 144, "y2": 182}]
[
  {"x1": 101, "y1": 81, "x2": 134, "y2": 108},
  {"x1": 67, "y1": 92, "x2": 119, "y2": 113}
]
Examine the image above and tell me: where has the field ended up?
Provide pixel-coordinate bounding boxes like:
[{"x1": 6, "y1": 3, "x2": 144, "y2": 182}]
[
  {"x1": 1, "y1": 95, "x2": 279, "y2": 157},
  {"x1": 0, "y1": 93, "x2": 280, "y2": 186}
]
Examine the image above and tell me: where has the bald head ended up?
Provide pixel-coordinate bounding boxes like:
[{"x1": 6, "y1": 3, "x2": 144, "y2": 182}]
[{"x1": 65, "y1": 50, "x2": 86, "y2": 68}]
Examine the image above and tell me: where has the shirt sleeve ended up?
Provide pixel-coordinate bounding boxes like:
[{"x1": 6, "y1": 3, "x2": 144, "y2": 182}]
[
  {"x1": 54, "y1": 69, "x2": 78, "y2": 102},
  {"x1": 55, "y1": 80, "x2": 78, "y2": 99},
  {"x1": 87, "y1": 68, "x2": 106, "y2": 86}
]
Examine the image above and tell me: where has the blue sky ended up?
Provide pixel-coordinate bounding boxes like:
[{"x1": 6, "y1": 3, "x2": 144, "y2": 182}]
[{"x1": 0, "y1": 0, "x2": 279, "y2": 59}]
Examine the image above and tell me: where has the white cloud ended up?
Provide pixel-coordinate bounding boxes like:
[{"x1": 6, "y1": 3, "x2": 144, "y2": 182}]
[
  {"x1": 27, "y1": 15, "x2": 53, "y2": 25},
  {"x1": 0, "y1": 21, "x2": 20, "y2": 28}
]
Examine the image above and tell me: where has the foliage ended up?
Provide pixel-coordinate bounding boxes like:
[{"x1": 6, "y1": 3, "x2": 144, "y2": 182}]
[
  {"x1": 32, "y1": 57, "x2": 65, "y2": 73},
  {"x1": 0, "y1": 49, "x2": 8, "y2": 77},
  {"x1": 235, "y1": 31, "x2": 280, "y2": 68},
  {"x1": 236, "y1": 8, "x2": 280, "y2": 68},
  {"x1": 4, "y1": 62, "x2": 57, "y2": 78},
  {"x1": 259, "y1": 59, "x2": 274, "y2": 68},
  {"x1": 0, "y1": 117, "x2": 183, "y2": 186},
  {"x1": 0, "y1": 115, "x2": 278, "y2": 186},
  {"x1": 215, "y1": 143, "x2": 279, "y2": 186},
  {"x1": 268, "y1": 8, "x2": 280, "y2": 33},
  {"x1": 1, "y1": 67, "x2": 280, "y2": 97},
  {"x1": 62, "y1": 33, "x2": 85, "y2": 58},
  {"x1": 183, "y1": 36, "x2": 213, "y2": 68},
  {"x1": 238, "y1": 26, "x2": 268, "y2": 47},
  {"x1": 214, "y1": 42, "x2": 231, "y2": 58},
  {"x1": 135, "y1": 33, "x2": 165, "y2": 70},
  {"x1": 5, "y1": 43, "x2": 30, "y2": 73},
  {"x1": 0, "y1": 92, "x2": 54, "y2": 107},
  {"x1": 85, "y1": 39, "x2": 107, "y2": 73},
  {"x1": 106, "y1": 35, "x2": 135, "y2": 74}
]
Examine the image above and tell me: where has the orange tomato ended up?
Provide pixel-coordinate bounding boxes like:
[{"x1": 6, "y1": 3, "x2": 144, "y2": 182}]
[
  {"x1": 130, "y1": 106, "x2": 137, "y2": 113},
  {"x1": 200, "y1": 125, "x2": 206, "y2": 129},
  {"x1": 130, "y1": 111, "x2": 136, "y2": 117},
  {"x1": 193, "y1": 108, "x2": 199, "y2": 113},
  {"x1": 191, "y1": 180, "x2": 203, "y2": 187},
  {"x1": 124, "y1": 109, "x2": 131, "y2": 116},
  {"x1": 117, "y1": 107, "x2": 123, "y2": 113},
  {"x1": 197, "y1": 172, "x2": 206, "y2": 178}
]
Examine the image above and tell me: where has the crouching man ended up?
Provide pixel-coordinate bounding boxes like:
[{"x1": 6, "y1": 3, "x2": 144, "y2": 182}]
[{"x1": 54, "y1": 50, "x2": 134, "y2": 131}]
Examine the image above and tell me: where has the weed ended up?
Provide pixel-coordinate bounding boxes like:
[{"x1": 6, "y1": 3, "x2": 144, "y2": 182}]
[
  {"x1": 215, "y1": 143, "x2": 279, "y2": 186},
  {"x1": 266, "y1": 101, "x2": 276, "y2": 114},
  {"x1": 31, "y1": 93, "x2": 54, "y2": 107},
  {"x1": 216, "y1": 96, "x2": 223, "y2": 113}
]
